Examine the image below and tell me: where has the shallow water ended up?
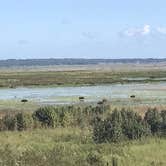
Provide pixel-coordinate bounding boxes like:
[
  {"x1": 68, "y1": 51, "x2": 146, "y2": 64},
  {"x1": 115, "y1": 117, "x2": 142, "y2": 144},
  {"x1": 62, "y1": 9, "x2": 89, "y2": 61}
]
[{"x1": 0, "y1": 82, "x2": 166, "y2": 104}]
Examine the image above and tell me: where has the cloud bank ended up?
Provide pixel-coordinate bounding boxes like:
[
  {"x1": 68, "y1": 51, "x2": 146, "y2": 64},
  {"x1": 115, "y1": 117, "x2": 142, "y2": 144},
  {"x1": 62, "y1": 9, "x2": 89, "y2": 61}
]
[
  {"x1": 120, "y1": 25, "x2": 166, "y2": 39},
  {"x1": 122, "y1": 25, "x2": 151, "y2": 37}
]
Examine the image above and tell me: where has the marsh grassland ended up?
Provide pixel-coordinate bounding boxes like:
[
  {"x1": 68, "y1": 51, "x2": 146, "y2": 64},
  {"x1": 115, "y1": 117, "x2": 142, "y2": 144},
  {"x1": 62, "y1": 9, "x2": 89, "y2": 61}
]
[
  {"x1": 0, "y1": 63, "x2": 166, "y2": 166},
  {"x1": 0, "y1": 128, "x2": 165, "y2": 166},
  {"x1": 0, "y1": 63, "x2": 166, "y2": 87}
]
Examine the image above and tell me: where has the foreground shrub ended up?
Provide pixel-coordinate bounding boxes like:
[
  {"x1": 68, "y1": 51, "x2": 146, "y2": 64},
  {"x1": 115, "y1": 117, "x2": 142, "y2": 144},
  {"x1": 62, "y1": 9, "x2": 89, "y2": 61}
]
[
  {"x1": 0, "y1": 104, "x2": 165, "y2": 139},
  {"x1": 93, "y1": 109, "x2": 151, "y2": 143},
  {"x1": 121, "y1": 110, "x2": 150, "y2": 140},
  {"x1": 159, "y1": 110, "x2": 166, "y2": 135},
  {"x1": 86, "y1": 151, "x2": 105, "y2": 166},
  {"x1": 144, "y1": 108, "x2": 162, "y2": 134},
  {"x1": 93, "y1": 117, "x2": 123, "y2": 143},
  {"x1": 32, "y1": 106, "x2": 59, "y2": 128},
  {"x1": 60, "y1": 111, "x2": 74, "y2": 127},
  {"x1": 15, "y1": 112, "x2": 34, "y2": 131},
  {"x1": 2, "y1": 114, "x2": 17, "y2": 131}
]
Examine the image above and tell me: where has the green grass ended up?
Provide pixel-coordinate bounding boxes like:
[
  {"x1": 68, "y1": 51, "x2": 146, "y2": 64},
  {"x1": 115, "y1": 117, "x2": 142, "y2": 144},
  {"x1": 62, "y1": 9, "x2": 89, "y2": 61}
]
[
  {"x1": 0, "y1": 128, "x2": 165, "y2": 166},
  {"x1": 0, "y1": 97, "x2": 166, "y2": 115},
  {"x1": 125, "y1": 139, "x2": 166, "y2": 166},
  {"x1": 0, "y1": 69, "x2": 166, "y2": 87},
  {"x1": 0, "y1": 100, "x2": 39, "y2": 115}
]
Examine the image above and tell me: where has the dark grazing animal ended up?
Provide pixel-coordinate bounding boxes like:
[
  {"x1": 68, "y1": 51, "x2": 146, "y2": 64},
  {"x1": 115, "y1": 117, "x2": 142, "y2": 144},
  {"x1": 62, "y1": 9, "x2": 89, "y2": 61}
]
[
  {"x1": 79, "y1": 96, "x2": 85, "y2": 101},
  {"x1": 97, "y1": 98, "x2": 108, "y2": 105},
  {"x1": 21, "y1": 99, "x2": 28, "y2": 103},
  {"x1": 97, "y1": 101, "x2": 104, "y2": 105},
  {"x1": 130, "y1": 95, "x2": 136, "y2": 98}
]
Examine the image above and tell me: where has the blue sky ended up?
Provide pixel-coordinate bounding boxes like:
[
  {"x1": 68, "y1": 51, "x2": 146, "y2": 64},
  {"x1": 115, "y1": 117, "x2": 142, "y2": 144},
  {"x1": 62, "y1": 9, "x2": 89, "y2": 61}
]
[{"x1": 0, "y1": 0, "x2": 166, "y2": 59}]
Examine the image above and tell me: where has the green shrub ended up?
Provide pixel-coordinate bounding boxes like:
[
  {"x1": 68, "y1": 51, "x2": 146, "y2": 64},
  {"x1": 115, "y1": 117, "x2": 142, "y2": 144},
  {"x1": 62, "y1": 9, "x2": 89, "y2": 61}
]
[
  {"x1": 86, "y1": 151, "x2": 105, "y2": 166},
  {"x1": 31, "y1": 105, "x2": 108, "y2": 128},
  {"x1": 2, "y1": 114, "x2": 17, "y2": 131},
  {"x1": 0, "y1": 119, "x2": 6, "y2": 131},
  {"x1": 160, "y1": 110, "x2": 166, "y2": 135},
  {"x1": 32, "y1": 106, "x2": 59, "y2": 128},
  {"x1": 15, "y1": 112, "x2": 34, "y2": 131},
  {"x1": 123, "y1": 120, "x2": 150, "y2": 140},
  {"x1": 121, "y1": 110, "x2": 150, "y2": 139},
  {"x1": 93, "y1": 109, "x2": 150, "y2": 143},
  {"x1": 161, "y1": 110, "x2": 166, "y2": 122},
  {"x1": 61, "y1": 111, "x2": 74, "y2": 127},
  {"x1": 144, "y1": 108, "x2": 162, "y2": 134},
  {"x1": 93, "y1": 116, "x2": 123, "y2": 143}
]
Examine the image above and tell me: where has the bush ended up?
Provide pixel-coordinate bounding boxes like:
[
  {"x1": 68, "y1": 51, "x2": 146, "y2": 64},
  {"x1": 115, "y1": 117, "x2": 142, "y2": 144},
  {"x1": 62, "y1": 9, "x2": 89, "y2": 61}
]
[
  {"x1": 160, "y1": 110, "x2": 166, "y2": 135},
  {"x1": 15, "y1": 112, "x2": 34, "y2": 131},
  {"x1": 2, "y1": 114, "x2": 17, "y2": 131},
  {"x1": 144, "y1": 108, "x2": 162, "y2": 134},
  {"x1": 121, "y1": 110, "x2": 150, "y2": 139},
  {"x1": 32, "y1": 106, "x2": 59, "y2": 128},
  {"x1": 93, "y1": 109, "x2": 151, "y2": 143},
  {"x1": 61, "y1": 111, "x2": 74, "y2": 127},
  {"x1": 123, "y1": 120, "x2": 150, "y2": 140},
  {"x1": 93, "y1": 116, "x2": 123, "y2": 143},
  {"x1": 86, "y1": 151, "x2": 105, "y2": 166}
]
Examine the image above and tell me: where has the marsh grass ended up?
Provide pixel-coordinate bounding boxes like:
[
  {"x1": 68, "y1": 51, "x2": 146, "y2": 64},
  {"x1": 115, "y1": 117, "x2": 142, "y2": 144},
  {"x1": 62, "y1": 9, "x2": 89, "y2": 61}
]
[
  {"x1": 0, "y1": 69, "x2": 166, "y2": 87},
  {"x1": 0, "y1": 128, "x2": 165, "y2": 166}
]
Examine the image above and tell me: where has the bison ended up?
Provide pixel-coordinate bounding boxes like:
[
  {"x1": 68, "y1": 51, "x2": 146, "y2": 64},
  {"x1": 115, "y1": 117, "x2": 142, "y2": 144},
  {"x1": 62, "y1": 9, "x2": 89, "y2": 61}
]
[
  {"x1": 21, "y1": 99, "x2": 28, "y2": 103},
  {"x1": 130, "y1": 95, "x2": 136, "y2": 98},
  {"x1": 79, "y1": 96, "x2": 85, "y2": 101}
]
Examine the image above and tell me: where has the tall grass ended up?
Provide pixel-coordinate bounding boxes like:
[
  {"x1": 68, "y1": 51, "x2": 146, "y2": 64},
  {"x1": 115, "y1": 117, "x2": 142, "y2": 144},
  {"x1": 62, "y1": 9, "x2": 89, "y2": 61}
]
[{"x1": 0, "y1": 128, "x2": 165, "y2": 166}]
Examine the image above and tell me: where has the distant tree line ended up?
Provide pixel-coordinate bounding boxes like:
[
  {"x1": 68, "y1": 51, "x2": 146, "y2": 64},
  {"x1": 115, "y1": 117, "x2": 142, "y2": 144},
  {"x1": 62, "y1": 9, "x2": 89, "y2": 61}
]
[{"x1": 0, "y1": 58, "x2": 166, "y2": 67}]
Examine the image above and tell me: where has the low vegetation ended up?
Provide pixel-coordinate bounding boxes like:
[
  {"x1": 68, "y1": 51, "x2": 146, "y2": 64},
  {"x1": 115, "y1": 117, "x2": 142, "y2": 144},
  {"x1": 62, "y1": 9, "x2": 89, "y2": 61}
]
[
  {"x1": 0, "y1": 69, "x2": 166, "y2": 87},
  {"x1": 0, "y1": 104, "x2": 165, "y2": 165},
  {"x1": 0, "y1": 128, "x2": 165, "y2": 166},
  {"x1": 1, "y1": 105, "x2": 165, "y2": 140}
]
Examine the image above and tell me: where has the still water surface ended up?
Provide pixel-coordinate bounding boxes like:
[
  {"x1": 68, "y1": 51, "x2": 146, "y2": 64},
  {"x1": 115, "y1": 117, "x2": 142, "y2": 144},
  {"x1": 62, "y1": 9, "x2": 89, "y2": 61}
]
[{"x1": 0, "y1": 82, "x2": 166, "y2": 104}]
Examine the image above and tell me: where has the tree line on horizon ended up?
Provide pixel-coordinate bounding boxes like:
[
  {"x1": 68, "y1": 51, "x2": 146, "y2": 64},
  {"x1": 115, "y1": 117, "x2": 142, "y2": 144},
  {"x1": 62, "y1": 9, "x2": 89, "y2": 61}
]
[{"x1": 0, "y1": 58, "x2": 166, "y2": 67}]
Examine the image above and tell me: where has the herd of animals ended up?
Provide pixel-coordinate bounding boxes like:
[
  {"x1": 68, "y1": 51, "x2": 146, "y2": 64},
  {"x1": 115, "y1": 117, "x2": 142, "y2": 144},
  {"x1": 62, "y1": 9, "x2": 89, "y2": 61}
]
[{"x1": 20, "y1": 95, "x2": 136, "y2": 104}]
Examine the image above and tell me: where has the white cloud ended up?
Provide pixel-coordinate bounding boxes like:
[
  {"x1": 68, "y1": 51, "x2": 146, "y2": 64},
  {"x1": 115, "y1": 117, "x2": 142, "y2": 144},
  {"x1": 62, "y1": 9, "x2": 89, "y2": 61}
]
[
  {"x1": 122, "y1": 25, "x2": 151, "y2": 37},
  {"x1": 157, "y1": 27, "x2": 166, "y2": 34},
  {"x1": 142, "y1": 25, "x2": 151, "y2": 35}
]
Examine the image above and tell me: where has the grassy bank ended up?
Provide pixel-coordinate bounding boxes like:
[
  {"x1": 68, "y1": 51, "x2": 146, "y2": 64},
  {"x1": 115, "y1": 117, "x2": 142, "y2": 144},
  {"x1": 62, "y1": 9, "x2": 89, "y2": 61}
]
[
  {"x1": 0, "y1": 128, "x2": 165, "y2": 166},
  {"x1": 0, "y1": 69, "x2": 166, "y2": 87}
]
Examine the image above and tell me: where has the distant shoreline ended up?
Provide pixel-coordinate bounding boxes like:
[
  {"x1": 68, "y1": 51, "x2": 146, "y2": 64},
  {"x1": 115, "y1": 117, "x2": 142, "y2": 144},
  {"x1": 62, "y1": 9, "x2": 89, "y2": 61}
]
[{"x1": 0, "y1": 58, "x2": 166, "y2": 67}]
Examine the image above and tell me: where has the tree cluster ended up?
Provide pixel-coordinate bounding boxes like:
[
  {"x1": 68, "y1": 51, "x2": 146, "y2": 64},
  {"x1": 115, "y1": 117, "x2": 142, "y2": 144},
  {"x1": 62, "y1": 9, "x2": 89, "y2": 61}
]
[{"x1": 93, "y1": 108, "x2": 166, "y2": 143}]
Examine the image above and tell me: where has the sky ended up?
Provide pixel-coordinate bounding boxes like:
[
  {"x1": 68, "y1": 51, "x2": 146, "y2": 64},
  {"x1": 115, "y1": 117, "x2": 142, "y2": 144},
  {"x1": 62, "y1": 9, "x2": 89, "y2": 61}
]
[{"x1": 0, "y1": 0, "x2": 166, "y2": 59}]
